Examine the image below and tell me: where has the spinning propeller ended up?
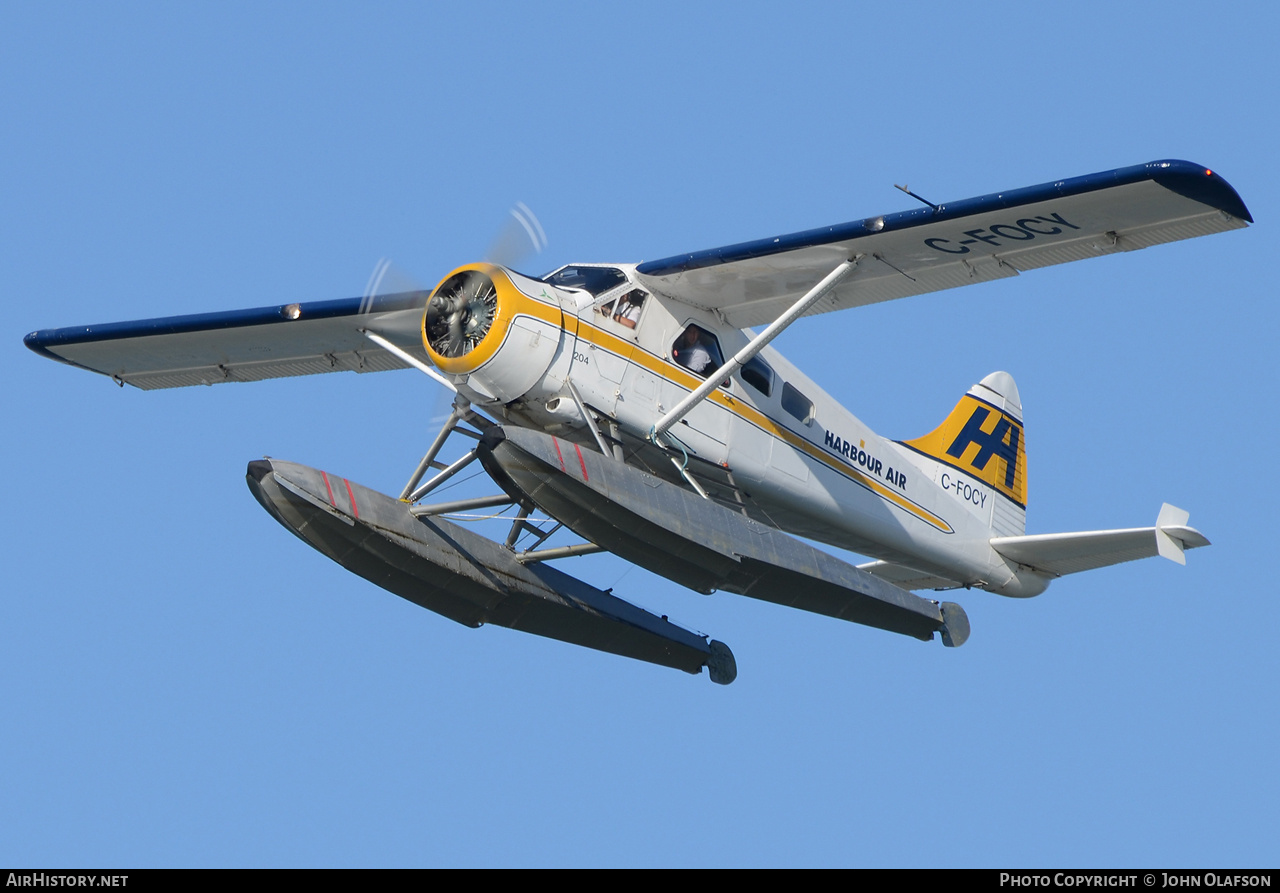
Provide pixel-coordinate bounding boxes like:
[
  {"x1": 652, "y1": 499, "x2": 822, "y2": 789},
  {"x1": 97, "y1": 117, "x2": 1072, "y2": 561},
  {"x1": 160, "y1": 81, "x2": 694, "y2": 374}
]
[{"x1": 361, "y1": 202, "x2": 547, "y2": 363}]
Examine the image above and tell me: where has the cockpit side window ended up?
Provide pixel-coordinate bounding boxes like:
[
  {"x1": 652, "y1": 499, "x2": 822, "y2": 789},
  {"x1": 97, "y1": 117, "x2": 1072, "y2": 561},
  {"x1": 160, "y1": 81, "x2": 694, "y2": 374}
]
[
  {"x1": 543, "y1": 266, "x2": 627, "y2": 296},
  {"x1": 597, "y1": 288, "x2": 647, "y2": 330},
  {"x1": 671, "y1": 324, "x2": 724, "y2": 377}
]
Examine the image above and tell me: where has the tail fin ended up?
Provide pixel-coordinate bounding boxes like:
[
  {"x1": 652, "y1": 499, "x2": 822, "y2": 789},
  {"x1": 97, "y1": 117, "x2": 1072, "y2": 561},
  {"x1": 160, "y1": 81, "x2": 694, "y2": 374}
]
[{"x1": 900, "y1": 371, "x2": 1027, "y2": 537}]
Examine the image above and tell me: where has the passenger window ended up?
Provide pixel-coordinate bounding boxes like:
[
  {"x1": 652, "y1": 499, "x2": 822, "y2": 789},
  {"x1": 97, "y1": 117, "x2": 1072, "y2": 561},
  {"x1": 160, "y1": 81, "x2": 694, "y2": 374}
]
[
  {"x1": 741, "y1": 356, "x2": 773, "y2": 396},
  {"x1": 781, "y1": 382, "x2": 814, "y2": 425},
  {"x1": 671, "y1": 324, "x2": 724, "y2": 377}
]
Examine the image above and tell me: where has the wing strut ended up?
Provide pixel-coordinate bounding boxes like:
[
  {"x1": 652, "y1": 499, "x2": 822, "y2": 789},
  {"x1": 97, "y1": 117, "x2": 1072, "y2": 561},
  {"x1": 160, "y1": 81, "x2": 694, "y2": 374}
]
[
  {"x1": 361, "y1": 328, "x2": 456, "y2": 392},
  {"x1": 650, "y1": 256, "x2": 861, "y2": 441}
]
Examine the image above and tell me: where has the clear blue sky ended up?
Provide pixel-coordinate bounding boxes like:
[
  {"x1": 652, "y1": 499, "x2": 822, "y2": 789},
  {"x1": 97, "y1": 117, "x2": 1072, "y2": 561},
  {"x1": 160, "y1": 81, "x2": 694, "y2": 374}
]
[{"x1": 4, "y1": 2, "x2": 1275, "y2": 867}]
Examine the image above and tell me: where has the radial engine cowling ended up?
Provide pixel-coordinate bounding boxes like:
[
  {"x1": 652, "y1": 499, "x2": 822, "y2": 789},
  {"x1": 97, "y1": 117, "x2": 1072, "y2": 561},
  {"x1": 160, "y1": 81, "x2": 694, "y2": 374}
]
[{"x1": 422, "y1": 263, "x2": 565, "y2": 405}]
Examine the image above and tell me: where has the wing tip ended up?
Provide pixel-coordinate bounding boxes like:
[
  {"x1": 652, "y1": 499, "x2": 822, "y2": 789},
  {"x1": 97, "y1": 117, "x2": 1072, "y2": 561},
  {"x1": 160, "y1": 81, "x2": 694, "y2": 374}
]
[
  {"x1": 24, "y1": 328, "x2": 81, "y2": 368},
  {"x1": 1148, "y1": 159, "x2": 1253, "y2": 224}
]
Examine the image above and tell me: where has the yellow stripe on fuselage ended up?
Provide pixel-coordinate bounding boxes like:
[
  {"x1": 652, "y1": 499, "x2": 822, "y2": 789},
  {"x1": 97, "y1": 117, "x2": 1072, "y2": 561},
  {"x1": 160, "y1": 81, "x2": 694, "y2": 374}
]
[
  {"x1": 572, "y1": 318, "x2": 953, "y2": 534},
  {"x1": 428, "y1": 271, "x2": 955, "y2": 534}
]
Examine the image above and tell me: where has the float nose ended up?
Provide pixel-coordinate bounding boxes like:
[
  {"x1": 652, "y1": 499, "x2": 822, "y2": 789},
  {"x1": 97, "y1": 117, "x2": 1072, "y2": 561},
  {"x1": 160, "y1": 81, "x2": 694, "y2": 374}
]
[{"x1": 247, "y1": 459, "x2": 274, "y2": 484}]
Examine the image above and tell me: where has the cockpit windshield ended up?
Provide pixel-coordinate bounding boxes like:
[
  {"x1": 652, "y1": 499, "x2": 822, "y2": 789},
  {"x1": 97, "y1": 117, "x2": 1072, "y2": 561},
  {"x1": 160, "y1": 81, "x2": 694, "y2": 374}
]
[{"x1": 542, "y1": 265, "x2": 627, "y2": 296}]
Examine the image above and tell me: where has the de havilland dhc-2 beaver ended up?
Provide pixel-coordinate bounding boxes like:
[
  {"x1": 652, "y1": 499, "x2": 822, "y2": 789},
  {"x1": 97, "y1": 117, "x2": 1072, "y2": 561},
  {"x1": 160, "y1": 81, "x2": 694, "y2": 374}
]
[{"x1": 25, "y1": 160, "x2": 1251, "y2": 684}]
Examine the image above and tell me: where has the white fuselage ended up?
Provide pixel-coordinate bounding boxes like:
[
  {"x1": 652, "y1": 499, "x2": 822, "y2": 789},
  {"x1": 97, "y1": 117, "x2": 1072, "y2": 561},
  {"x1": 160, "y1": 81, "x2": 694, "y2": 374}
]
[{"x1": 443, "y1": 263, "x2": 1045, "y2": 598}]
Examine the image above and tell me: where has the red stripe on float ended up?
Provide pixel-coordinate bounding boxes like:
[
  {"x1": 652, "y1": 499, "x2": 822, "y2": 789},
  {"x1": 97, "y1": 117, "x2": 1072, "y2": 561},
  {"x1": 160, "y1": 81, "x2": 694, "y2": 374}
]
[
  {"x1": 320, "y1": 470, "x2": 336, "y2": 506},
  {"x1": 552, "y1": 438, "x2": 566, "y2": 472},
  {"x1": 343, "y1": 478, "x2": 359, "y2": 520},
  {"x1": 573, "y1": 443, "x2": 589, "y2": 481}
]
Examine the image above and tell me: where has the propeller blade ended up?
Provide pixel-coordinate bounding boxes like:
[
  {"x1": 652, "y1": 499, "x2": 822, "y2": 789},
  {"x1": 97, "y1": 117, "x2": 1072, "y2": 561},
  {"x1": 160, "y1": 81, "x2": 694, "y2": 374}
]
[{"x1": 486, "y1": 201, "x2": 548, "y2": 270}]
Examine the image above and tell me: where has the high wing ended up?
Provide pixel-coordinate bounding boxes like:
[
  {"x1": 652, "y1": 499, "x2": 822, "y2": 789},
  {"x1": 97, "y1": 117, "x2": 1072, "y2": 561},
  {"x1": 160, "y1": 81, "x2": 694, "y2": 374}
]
[
  {"x1": 26, "y1": 160, "x2": 1249, "y2": 389},
  {"x1": 24, "y1": 291, "x2": 430, "y2": 390},
  {"x1": 634, "y1": 160, "x2": 1251, "y2": 328}
]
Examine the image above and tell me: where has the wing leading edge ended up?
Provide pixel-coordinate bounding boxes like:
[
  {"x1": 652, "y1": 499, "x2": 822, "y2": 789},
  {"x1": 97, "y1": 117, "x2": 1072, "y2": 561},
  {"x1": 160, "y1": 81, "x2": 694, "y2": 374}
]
[
  {"x1": 635, "y1": 160, "x2": 1251, "y2": 328},
  {"x1": 24, "y1": 291, "x2": 430, "y2": 390}
]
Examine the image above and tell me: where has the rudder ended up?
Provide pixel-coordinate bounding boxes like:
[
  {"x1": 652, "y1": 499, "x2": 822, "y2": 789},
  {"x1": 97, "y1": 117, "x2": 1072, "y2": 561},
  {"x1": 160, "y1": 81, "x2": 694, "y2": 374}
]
[{"x1": 900, "y1": 371, "x2": 1027, "y2": 537}]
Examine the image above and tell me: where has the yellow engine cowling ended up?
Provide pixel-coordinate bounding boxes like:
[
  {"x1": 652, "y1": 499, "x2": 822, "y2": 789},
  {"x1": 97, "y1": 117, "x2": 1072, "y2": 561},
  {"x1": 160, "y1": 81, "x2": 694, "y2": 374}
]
[{"x1": 422, "y1": 263, "x2": 566, "y2": 405}]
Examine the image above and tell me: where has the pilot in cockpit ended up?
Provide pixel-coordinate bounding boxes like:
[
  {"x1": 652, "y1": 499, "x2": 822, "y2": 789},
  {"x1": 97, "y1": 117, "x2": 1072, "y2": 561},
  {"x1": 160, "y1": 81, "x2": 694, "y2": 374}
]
[{"x1": 613, "y1": 291, "x2": 644, "y2": 329}]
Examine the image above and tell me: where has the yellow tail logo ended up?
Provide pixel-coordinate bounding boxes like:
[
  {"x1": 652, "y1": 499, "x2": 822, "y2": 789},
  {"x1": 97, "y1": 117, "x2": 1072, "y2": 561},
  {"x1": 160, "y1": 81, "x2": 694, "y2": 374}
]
[{"x1": 903, "y1": 395, "x2": 1026, "y2": 507}]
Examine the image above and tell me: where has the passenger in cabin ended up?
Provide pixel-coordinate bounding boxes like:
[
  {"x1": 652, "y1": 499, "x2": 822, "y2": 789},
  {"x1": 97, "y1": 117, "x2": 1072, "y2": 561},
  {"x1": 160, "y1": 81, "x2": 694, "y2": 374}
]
[{"x1": 673, "y1": 324, "x2": 713, "y2": 375}]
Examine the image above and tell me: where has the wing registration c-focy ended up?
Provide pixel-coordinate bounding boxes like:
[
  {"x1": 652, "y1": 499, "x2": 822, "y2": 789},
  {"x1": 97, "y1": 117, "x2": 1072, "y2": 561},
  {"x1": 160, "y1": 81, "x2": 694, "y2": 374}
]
[{"x1": 25, "y1": 159, "x2": 1250, "y2": 684}]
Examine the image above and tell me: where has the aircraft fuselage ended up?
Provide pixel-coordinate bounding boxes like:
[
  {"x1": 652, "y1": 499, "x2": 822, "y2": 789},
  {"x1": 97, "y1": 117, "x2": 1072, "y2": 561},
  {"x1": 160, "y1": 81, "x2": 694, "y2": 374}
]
[{"x1": 435, "y1": 262, "x2": 1047, "y2": 599}]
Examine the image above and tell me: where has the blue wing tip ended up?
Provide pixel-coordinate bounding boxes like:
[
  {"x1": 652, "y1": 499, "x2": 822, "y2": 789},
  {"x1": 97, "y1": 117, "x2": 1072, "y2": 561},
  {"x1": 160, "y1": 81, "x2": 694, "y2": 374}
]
[
  {"x1": 1146, "y1": 159, "x2": 1252, "y2": 223},
  {"x1": 24, "y1": 328, "x2": 110, "y2": 376},
  {"x1": 24, "y1": 328, "x2": 69, "y2": 362}
]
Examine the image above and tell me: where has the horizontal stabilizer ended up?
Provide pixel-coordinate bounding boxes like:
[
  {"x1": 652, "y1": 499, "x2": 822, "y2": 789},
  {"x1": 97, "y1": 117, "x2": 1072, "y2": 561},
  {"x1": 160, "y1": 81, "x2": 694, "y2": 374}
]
[
  {"x1": 25, "y1": 292, "x2": 431, "y2": 390},
  {"x1": 246, "y1": 458, "x2": 736, "y2": 683},
  {"x1": 990, "y1": 503, "x2": 1208, "y2": 577}
]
